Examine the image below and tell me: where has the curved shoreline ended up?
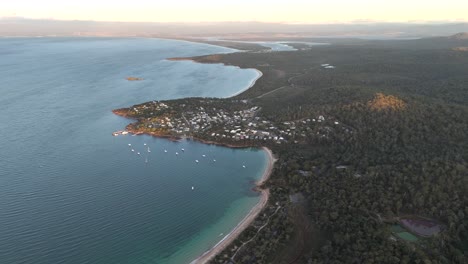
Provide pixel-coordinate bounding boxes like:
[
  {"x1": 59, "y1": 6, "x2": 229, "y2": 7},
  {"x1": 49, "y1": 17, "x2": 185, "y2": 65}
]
[
  {"x1": 114, "y1": 41, "x2": 272, "y2": 263},
  {"x1": 115, "y1": 130, "x2": 275, "y2": 264},
  {"x1": 114, "y1": 123, "x2": 276, "y2": 263},
  {"x1": 166, "y1": 57, "x2": 263, "y2": 98},
  {"x1": 118, "y1": 125, "x2": 276, "y2": 264},
  {"x1": 229, "y1": 69, "x2": 263, "y2": 98},
  {"x1": 191, "y1": 147, "x2": 276, "y2": 264}
]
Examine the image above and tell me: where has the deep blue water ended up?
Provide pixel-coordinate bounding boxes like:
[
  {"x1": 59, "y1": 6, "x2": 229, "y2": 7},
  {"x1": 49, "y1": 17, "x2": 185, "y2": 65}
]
[{"x1": 0, "y1": 37, "x2": 267, "y2": 264}]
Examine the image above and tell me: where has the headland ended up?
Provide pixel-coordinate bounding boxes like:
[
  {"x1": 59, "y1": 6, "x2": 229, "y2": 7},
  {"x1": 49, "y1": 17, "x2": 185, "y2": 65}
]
[{"x1": 113, "y1": 42, "x2": 277, "y2": 263}]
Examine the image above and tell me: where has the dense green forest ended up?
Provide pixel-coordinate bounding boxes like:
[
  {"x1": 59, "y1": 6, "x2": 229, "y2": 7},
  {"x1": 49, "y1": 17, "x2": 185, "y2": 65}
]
[
  {"x1": 121, "y1": 36, "x2": 468, "y2": 263},
  {"x1": 208, "y1": 37, "x2": 468, "y2": 263}
]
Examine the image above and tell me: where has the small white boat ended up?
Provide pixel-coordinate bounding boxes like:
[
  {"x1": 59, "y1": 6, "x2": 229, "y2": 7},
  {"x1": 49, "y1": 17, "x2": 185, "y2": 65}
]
[
  {"x1": 176, "y1": 152, "x2": 179, "y2": 155},
  {"x1": 148, "y1": 149, "x2": 151, "y2": 153},
  {"x1": 242, "y1": 165, "x2": 246, "y2": 168},
  {"x1": 164, "y1": 150, "x2": 168, "y2": 153},
  {"x1": 202, "y1": 154, "x2": 206, "y2": 157},
  {"x1": 191, "y1": 186, "x2": 194, "y2": 190},
  {"x1": 144, "y1": 143, "x2": 147, "y2": 146},
  {"x1": 213, "y1": 159, "x2": 216, "y2": 162},
  {"x1": 131, "y1": 149, "x2": 135, "y2": 152},
  {"x1": 137, "y1": 152, "x2": 140, "y2": 155},
  {"x1": 181, "y1": 148, "x2": 185, "y2": 152},
  {"x1": 195, "y1": 160, "x2": 199, "y2": 163},
  {"x1": 128, "y1": 144, "x2": 132, "y2": 146}
]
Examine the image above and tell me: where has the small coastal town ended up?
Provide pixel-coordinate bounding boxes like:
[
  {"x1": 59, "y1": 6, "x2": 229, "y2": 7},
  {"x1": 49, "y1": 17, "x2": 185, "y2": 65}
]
[
  {"x1": 3, "y1": 1, "x2": 468, "y2": 264},
  {"x1": 109, "y1": 44, "x2": 467, "y2": 262},
  {"x1": 113, "y1": 98, "x2": 348, "y2": 146}
]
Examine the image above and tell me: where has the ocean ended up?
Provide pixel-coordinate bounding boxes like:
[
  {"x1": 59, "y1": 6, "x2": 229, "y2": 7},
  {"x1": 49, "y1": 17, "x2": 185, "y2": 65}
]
[{"x1": 0, "y1": 37, "x2": 267, "y2": 264}]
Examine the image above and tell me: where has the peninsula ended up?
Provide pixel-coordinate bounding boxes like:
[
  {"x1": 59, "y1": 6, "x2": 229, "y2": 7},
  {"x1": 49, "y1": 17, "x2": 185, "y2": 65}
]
[{"x1": 114, "y1": 34, "x2": 468, "y2": 263}]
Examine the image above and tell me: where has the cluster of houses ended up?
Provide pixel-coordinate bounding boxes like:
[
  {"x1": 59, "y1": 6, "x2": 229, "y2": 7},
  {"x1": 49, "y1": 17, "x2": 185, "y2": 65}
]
[
  {"x1": 172, "y1": 105, "x2": 289, "y2": 143},
  {"x1": 128, "y1": 99, "x2": 347, "y2": 144},
  {"x1": 180, "y1": 107, "x2": 343, "y2": 144},
  {"x1": 131, "y1": 101, "x2": 169, "y2": 114}
]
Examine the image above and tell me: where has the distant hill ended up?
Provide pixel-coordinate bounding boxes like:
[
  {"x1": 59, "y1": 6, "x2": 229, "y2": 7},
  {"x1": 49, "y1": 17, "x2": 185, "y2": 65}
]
[
  {"x1": 357, "y1": 32, "x2": 468, "y2": 50},
  {"x1": 0, "y1": 18, "x2": 468, "y2": 38},
  {"x1": 449, "y1": 32, "x2": 468, "y2": 39},
  {"x1": 453, "y1": 47, "x2": 468, "y2": 51}
]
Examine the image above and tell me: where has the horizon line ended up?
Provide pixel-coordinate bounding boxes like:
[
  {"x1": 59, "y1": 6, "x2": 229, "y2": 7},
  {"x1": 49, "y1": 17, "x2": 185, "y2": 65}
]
[{"x1": 2, "y1": 16, "x2": 467, "y2": 25}]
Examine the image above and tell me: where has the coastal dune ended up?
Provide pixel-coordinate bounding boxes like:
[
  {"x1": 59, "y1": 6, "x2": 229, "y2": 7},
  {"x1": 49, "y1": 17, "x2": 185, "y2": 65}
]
[{"x1": 191, "y1": 147, "x2": 276, "y2": 264}]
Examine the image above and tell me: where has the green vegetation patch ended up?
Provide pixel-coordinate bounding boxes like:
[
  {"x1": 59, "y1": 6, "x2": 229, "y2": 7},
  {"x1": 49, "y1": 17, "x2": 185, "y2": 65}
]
[
  {"x1": 391, "y1": 224, "x2": 406, "y2": 233},
  {"x1": 396, "y1": 232, "x2": 419, "y2": 242}
]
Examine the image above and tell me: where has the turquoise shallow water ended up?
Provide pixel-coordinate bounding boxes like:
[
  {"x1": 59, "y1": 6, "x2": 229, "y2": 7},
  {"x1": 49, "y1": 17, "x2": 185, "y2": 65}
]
[{"x1": 0, "y1": 37, "x2": 267, "y2": 264}]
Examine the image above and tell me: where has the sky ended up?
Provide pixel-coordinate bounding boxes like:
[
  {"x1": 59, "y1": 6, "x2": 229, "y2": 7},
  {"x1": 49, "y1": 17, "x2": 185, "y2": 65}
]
[{"x1": 2, "y1": 0, "x2": 468, "y2": 23}]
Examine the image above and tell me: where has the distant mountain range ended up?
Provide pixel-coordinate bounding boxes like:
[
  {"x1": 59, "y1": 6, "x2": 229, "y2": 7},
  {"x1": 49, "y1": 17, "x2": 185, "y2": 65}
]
[{"x1": 1, "y1": 18, "x2": 468, "y2": 38}]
